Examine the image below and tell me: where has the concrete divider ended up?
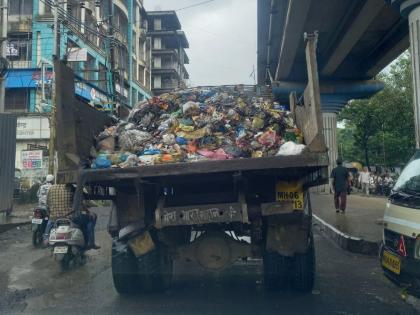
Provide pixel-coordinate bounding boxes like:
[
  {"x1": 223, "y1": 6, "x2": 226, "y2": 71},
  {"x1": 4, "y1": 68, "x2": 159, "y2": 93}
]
[{"x1": 313, "y1": 214, "x2": 381, "y2": 256}]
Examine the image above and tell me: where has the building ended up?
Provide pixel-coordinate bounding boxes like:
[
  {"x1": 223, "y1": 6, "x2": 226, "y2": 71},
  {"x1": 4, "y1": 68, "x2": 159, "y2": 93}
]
[
  {"x1": 147, "y1": 11, "x2": 189, "y2": 95},
  {"x1": 5, "y1": 0, "x2": 152, "y2": 186}
]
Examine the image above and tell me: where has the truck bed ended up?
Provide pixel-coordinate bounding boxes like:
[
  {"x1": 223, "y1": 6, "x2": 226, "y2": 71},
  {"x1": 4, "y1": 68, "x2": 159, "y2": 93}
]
[{"x1": 57, "y1": 151, "x2": 329, "y2": 185}]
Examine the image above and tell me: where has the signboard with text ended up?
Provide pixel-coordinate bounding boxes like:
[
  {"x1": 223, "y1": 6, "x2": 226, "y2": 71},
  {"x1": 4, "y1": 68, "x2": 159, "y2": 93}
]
[
  {"x1": 21, "y1": 150, "x2": 43, "y2": 169},
  {"x1": 16, "y1": 116, "x2": 50, "y2": 139}
]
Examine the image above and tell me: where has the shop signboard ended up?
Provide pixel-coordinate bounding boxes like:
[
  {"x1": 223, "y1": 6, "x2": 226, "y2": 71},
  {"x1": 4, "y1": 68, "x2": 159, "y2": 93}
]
[
  {"x1": 21, "y1": 150, "x2": 43, "y2": 169},
  {"x1": 16, "y1": 116, "x2": 50, "y2": 139}
]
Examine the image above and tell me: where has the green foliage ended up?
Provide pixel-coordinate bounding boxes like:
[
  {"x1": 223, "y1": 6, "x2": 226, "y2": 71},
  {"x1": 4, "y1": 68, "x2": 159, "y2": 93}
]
[{"x1": 339, "y1": 52, "x2": 416, "y2": 167}]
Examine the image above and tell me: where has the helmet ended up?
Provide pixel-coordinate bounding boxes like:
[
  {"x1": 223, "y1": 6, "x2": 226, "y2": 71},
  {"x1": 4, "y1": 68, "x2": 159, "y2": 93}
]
[{"x1": 46, "y1": 174, "x2": 54, "y2": 183}]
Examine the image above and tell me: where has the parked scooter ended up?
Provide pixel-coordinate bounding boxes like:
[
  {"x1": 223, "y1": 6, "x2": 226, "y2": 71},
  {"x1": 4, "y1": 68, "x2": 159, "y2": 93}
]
[
  {"x1": 48, "y1": 218, "x2": 86, "y2": 271},
  {"x1": 31, "y1": 206, "x2": 49, "y2": 247}
]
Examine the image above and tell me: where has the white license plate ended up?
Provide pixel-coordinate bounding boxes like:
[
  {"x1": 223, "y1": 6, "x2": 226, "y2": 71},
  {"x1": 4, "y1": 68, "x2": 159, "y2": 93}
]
[
  {"x1": 32, "y1": 218, "x2": 43, "y2": 224},
  {"x1": 54, "y1": 246, "x2": 68, "y2": 254}
]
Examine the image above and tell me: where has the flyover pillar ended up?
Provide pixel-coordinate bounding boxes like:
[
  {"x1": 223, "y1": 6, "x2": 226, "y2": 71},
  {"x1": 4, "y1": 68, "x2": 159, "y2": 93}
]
[
  {"x1": 408, "y1": 6, "x2": 420, "y2": 148},
  {"x1": 322, "y1": 112, "x2": 338, "y2": 193}
]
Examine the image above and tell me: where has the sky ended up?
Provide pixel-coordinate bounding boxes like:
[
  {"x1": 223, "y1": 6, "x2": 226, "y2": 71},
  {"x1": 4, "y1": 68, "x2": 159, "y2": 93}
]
[{"x1": 145, "y1": 0, "x2": 257, "y2": 86}]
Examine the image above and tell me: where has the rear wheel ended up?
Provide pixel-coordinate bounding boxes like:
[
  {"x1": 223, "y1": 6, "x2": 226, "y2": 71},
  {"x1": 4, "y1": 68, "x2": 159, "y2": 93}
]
[
  {"x1": 32, "y1": 228, "x2": 43, "y2": 248},
  {"x1": 263, "y1": 251, "x2": 292, "y2": 290},
  {"x1": 111, "y1": 239, "x2": 173, "y2": 294},
  {"x1": 112, "y1": 240, "x2": 140, "y2": 294},
  {"x1": 60, "y1": 253, "x2": 71, "y2": 272},
  {"x1": 291, "y1": 233, "x2": 315, "y2": 292}
]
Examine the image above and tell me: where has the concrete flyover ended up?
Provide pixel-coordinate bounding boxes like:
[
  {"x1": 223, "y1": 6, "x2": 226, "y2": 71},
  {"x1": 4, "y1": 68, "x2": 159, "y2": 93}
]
[{"x1": 258, "y1": 0, "x2": 413, "y2": 190}]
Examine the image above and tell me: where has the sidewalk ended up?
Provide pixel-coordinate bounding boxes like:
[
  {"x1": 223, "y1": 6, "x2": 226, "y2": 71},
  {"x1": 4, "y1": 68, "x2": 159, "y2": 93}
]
[
  {"x1": 311, "y1": 193, "x2": 386, "y2": 254},
  {"x1": 0, "y1": 203, "x2": 34, "y2": 233}
]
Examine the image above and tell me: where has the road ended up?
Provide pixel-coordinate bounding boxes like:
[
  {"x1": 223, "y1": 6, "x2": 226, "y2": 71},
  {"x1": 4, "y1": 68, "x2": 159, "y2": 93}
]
[{"x1": 0, "y1": 206, "x2": 417, "y2": 315}]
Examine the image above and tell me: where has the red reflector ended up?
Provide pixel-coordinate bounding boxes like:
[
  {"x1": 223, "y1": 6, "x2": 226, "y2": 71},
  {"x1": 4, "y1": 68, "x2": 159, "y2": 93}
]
[
  {"x1": 397, "y1": 235, "x2": 407, "y2": 257},
  {"x1": 56, "y1": 233, "x2": 70, "y2": 240},
  {"x1": 34, "y1": 211, "x2": 42, "y2": 218}
]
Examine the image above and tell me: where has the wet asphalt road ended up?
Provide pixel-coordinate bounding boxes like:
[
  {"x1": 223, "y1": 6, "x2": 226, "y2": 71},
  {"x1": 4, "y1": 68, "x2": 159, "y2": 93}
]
[{"x1": 0, "y1": 207, "x2": 418, "y2": 315}]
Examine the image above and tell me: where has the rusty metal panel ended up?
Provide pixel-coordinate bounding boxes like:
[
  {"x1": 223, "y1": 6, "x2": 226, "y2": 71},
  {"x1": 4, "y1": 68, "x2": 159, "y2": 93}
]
[
  {"x1": 0, "y1": 114, "x2": 17, "y2": 212},
  {"x1": 55, "y1": 61, "x2": 113, "y2": 177}
]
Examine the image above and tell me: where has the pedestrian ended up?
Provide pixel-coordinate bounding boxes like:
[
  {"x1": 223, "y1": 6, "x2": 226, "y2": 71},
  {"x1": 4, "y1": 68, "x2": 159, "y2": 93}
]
[
  {"x1": 331, "y1": 158, "x2": 350, "y2": 213},
  {"x1": 360, "y1": 167, "x2": 371, "y2": 196},
  {"x1": 37, "y1": 174, "x2": 54, "y2": 207}
]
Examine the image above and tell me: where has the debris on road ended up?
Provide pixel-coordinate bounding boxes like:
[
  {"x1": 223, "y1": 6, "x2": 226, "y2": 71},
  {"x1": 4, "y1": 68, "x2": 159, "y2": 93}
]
[{"x1": 90, "y1": 86, "x2": 305, "y2": 169}]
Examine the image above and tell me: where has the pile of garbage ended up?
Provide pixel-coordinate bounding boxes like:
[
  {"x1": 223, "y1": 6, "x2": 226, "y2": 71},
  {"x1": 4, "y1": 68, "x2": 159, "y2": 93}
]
[{"x1": 91, "y1": 86, "x2": 306, "y2": 169}]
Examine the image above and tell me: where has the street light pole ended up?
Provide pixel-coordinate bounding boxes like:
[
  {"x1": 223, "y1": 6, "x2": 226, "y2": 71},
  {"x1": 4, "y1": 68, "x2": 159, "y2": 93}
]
[{"x1": 0, "y1": 0, "x2": 8, "y2": 113}]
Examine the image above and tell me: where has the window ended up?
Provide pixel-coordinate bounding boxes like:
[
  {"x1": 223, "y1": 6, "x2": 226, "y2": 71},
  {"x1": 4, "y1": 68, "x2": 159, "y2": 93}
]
[
  {"x1": 154, "y1": 18, "x2": 162, "y2": 31},
  {"x1": 5, "y1": 89, "x2": 29, "y2": 112},
  {"x1": 154, "y1": 38, "x2": 161, "y2": 50},
  {"x1": 394, "y1": 152, "x2": 420, "y2": 194},
  {"x1": 7, "y1": 37, "x2": 32, "y2": 62},
  {"x1": 153, "y1": 56, "x2": 161, "y2": 68},
  {"x1": 8, "y1": 0, "x2": 33, "y2": 15}
]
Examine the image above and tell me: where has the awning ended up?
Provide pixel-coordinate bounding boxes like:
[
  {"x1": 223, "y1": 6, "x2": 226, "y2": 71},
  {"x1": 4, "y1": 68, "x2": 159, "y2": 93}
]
[{"x1": 5, "y1": 69, "x2": 53, "y2": 89}]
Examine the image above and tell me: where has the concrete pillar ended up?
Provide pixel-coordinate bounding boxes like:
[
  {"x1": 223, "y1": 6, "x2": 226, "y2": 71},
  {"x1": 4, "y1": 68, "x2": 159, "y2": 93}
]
[
  {"x1": 322, "y1": 112, "x2": 338, "y2": 193},
  {"x1": 408, "y1": 5, "x2": 420, "y2": 149}
]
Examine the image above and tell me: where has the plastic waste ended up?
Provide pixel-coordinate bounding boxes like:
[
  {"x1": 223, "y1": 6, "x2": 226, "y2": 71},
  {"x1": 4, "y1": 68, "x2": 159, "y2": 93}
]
[
  {"x1": 94, "y1": 86, "x2": 306, "y2": 168},
  {"x1": 276, "y1": 141, "x2": 306, "y2": 156}
]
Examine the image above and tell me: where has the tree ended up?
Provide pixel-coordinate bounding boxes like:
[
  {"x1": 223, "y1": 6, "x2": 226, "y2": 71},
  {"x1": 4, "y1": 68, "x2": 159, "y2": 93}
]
[{"x1": 339, "y1": 52, "x2": 416, "y2": 168}]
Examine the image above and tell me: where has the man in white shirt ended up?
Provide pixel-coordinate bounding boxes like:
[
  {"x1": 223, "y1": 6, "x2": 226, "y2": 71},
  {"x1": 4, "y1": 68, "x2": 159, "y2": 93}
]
[{"x1": 360, "y1": 167, "x2": 371, "y2": 196}]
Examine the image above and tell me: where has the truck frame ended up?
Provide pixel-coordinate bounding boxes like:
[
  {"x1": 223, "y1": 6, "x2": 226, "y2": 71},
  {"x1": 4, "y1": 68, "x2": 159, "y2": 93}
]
[{"x1": 55, "y1": 33, "x2": 328, "y2": 294}]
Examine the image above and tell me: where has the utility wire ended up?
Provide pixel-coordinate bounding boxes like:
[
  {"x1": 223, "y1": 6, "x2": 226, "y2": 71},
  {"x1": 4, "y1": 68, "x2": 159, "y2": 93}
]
[{"x1": 175, "y1": 0, "x2": 215, "y2": 11}]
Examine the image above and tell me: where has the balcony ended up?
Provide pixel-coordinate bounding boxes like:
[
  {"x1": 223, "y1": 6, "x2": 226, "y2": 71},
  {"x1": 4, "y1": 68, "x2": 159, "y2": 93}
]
[
  {"x1": 8, "y1": 18, "x2": 32, "y2": 33},
  {"x1": 7, "y1": 60, "x2": 32, "y2": 69}
]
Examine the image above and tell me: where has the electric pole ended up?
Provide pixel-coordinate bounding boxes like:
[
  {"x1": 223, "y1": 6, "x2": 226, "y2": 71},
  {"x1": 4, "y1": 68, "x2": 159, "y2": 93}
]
[
  {"x1": 49, "y1": 0, "x2": 60, "y2": 174},
  {"x1": 0, "y1": 0, "x2": 8, "y2": 113},
  {"x1": 107, "y1": 0, "x2": 117, "y2": 114}
]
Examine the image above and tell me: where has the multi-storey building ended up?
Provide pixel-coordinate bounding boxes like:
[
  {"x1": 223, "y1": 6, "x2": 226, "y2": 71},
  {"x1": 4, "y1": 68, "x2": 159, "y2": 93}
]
[
  {"x1": 147, "y1": 11, "x2": 189, "y2": 95},
  {"x1": 5, "y1": 0, "x2": 152, "y2": 186}
]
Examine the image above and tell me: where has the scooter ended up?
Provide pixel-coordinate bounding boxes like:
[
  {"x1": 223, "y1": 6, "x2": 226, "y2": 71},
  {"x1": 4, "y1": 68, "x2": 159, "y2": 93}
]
[
  {"x1": 31, "y1": 207, "x2": 49, "y2": 247},
  {"x1": 48, "y1": 218, "x2": 86, "y2": 271}
]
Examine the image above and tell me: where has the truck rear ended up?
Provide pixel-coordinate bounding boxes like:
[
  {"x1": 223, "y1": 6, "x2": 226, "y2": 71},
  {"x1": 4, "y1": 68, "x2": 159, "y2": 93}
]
[{"x1": 55, "y1": 34, "x2": 328, "y2": 293}]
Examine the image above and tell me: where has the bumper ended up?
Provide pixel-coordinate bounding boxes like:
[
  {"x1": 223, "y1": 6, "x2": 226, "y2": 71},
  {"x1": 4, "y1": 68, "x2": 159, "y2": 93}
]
[{"x1": 380, "y1": 243, "x2": 420, "y2": 279}]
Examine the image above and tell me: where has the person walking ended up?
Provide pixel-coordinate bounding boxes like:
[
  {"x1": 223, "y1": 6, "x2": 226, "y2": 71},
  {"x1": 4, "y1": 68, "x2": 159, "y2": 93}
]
[
  {"x1": 360, "y1": 167, "x2": 371, "y2": 196},
  {"x1": 331, "y1": 158, "x2": 350, "y2": 213}
]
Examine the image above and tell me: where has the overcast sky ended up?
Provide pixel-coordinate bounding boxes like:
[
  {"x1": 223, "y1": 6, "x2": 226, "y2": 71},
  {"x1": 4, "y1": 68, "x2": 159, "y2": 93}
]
[{"x1": 145, "y1": 0, "x2": 257, "y2": 86}]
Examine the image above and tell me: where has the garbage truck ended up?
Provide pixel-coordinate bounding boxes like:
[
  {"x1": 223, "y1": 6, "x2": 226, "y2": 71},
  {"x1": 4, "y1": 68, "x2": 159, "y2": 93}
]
[{"x1": 54, "y1": 34, "x2": 328, "y2": 293}]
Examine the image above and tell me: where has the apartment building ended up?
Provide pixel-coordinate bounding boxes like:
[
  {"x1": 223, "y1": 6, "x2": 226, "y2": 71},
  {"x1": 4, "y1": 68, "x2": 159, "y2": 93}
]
[
  {"x1": 147, "y1": 11, "x2": 189, "y2": 95},
  {"x1": 5, "y1": 0, "x2": 152, "y2": 185}
]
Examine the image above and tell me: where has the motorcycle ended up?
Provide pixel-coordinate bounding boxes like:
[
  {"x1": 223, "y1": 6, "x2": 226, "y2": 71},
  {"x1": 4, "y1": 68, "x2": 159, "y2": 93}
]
[
  {"x1": 49, "y1": 218, "x2": 86, "y2": 271},
  {"x1": 31, "y1": 207, "x2": 49, "y2": 247}
]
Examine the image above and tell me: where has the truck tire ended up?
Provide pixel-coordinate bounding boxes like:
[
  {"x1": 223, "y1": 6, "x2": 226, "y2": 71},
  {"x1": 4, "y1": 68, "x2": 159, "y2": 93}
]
[
  {"x1": 263, "y1": 251, "x2": 292, "y2": 290},
  {"x1": 292, "y1": 233, "x2": 315, "y2": 292},
  {"x1": 112, "y1": 240, "x2": 140, "y2": 294},
  {"x1": 137, "y1": 245, "x2": 173, "y2": 292}
]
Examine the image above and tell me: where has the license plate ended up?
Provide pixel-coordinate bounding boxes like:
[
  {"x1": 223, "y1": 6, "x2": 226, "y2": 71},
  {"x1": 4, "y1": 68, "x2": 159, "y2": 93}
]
[
  {"x1": 276, "y1": 181, "x2": 304, "y2": 210},
  {"x1": 382, "y1": 250, "x2": 401, "y2": 275},
  {"x1": 31, "y1": 218, "x2": 43, "y2": 224},
  {"x1": 54, "y1": 246, "x2": 68, "y2": 254}
]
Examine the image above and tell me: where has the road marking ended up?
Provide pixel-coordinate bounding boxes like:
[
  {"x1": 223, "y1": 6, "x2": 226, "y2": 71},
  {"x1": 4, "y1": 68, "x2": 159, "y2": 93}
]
[{"x1": 313, "y1": 214, "x2": 362, "y2": 241}]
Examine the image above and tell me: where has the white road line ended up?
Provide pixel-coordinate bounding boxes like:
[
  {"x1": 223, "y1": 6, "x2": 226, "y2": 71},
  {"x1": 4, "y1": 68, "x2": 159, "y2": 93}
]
[{"x1": 313, "y1": 214, "x2": 362, "y2": 241}]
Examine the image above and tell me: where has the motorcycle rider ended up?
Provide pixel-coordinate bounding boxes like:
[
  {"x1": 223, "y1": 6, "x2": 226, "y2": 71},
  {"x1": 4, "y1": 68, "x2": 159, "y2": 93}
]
[
  {"x1": 37, "y1": 174, "x2": 54, "y2": 207},
  {"x1": 45, "y1": 184, "x2": 100, "y2": 249}
]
